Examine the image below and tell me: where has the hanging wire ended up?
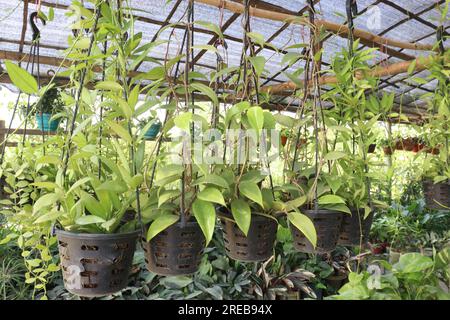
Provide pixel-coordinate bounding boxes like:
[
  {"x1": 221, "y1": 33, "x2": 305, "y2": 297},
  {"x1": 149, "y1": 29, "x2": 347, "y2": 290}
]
[
  {"x1": 59, "y1": 4, "x2": 101, "y2": 180},
  {"x1": 0, "y1": 11, "x2": 45, "y2": 165},
  {"x1": 147, "y1": 13, "x2": 191, "y2": 191}
]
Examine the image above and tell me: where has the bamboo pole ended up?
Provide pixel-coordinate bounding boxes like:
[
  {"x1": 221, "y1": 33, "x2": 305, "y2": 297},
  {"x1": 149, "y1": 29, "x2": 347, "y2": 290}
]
[
  {"x1": 194, "y1": 0, "x2": 435, "y2": 52},
  {"x1": 261, "y1": 55, "x2": 440, "y2": 95}
]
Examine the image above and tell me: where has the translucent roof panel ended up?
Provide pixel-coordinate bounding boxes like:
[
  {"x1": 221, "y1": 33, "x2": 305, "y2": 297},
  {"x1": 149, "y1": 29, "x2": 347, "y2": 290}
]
[{"x1": 0, "y1": 0, "x2": 448, "y2": 102}]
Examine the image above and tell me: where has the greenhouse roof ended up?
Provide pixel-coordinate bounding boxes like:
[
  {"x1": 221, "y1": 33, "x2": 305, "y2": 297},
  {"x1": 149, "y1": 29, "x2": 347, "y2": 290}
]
[{"x1": 0, "y1": 0, "x2": 449, "y2": 120}]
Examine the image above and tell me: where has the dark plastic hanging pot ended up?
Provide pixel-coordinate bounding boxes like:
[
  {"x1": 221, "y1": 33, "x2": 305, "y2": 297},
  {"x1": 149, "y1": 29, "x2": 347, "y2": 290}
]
[
  {"x1": 219, "y1": 208, "x2": 277, "y2": 262},
  {"x1": 55, "y1": 229, "x2": 140, "y2": 297},
  {"x1": 290, "y1": 209, "x2": 343, "y2": 253},
  {"x1": 422, "y1": 179, "x2": 450, "y2": 210},
  {"x1": 338, "y1": 208, "x2": 374, "y2": 246},
  {"x1": 36, "y1": 113, "x2": 60, "y2": 132},
  {"x1": 142, "y1": 220, "x2": 205, "y2": 276}
]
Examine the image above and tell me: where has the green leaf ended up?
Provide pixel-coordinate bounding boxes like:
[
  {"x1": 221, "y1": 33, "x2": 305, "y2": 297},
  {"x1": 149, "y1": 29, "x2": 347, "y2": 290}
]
[
  {"x1": 192, "y1": 44, "x2": 218, "y2": 53},
  {"x1": 324, "y1": 151, "x2": 347, "y2": 161},
  {"x1": 231, "y1": 199, "x2": 251, "y2": 236},
  {"x1": 95, "y1": 81, "x2": 123, "y2": 92},
  {"x1": 239, "y1": 181, "x2": 264, "y2": 208},
  {"x1": 5, "y1": 60, "x2": 38, "y2": 94},
  {"x1": 192, "y1": 199, "x2": 216, "y2": 245},
  {"x1": 190, "y1": 82, "x2": 218, "y2": 106},
  {"x1": 174, "y1": 112, "x2": 192, "y2": 131},
  {"x1": 393, "y1": 253, "x2": 434, "y2": 274},
  {"x1": 105, "y1": 120, "x2": 132, "y2": 143},
  {"x1": 318, "y1": 194, "x2": 346, "y2": 205},
  {"x1": 284, "y1": 195, "x2": 307, "y2": 211},
  {"x1": 33, "y1": 193, "x2": 59, "y2": 215},
  {"x1": 287, "y1": 211, "x2": 317, "y2": 248},
  {"x1": 193, "y1": 174, "x2": 229, "y2": 189},
  {"x1": 246, "y1": 106, "x2": 264, "y2": 133},
  {"x1": 195, "y1": 21, "x2": 223, "y2": 38},
  {"x1": 248, "y1": 56, "x2": 266, "y2": 76},
  {"x1": 158, "y1": 190, "x2": 179, "y2": 207},
  {"x1": 146, "y1": 214, "x2": 179, "y2": 241},
  {"x1": 197, "y1": 187, "x2": 226, "y2": 206},
  {"x1": 35, "y1": 210, "x2": 62, "y2": 224},
  {"x1": 273, "y1": 113, "x2": 295, "y2": 128},
  {"x1": 75, "y1": 215, "x2": 106, "y2": 225}
]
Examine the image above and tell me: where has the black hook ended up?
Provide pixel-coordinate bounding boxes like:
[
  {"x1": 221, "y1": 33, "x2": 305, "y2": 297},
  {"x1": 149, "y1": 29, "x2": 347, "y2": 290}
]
[
  {"x1": 30, "y1": 12, "x2": 46, "y2": 41},
  {"x1": 437, "y1": 25, "x2": 445, "y2": 55}
]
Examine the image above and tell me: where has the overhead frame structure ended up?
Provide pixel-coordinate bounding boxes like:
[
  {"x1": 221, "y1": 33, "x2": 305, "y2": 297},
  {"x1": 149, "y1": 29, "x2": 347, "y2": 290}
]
[{"x1": 0, "y1": 0, "x2": 448, "y2": 121}]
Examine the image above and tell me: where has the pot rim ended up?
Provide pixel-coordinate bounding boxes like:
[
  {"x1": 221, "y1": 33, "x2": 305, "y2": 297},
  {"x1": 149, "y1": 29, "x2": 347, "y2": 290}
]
[
  {"x1": 55, "y1": 228, "x2": 141, "y2": 239},
  {"x1": 302, "y1": 209, "x2": 344, "y2": 215}
]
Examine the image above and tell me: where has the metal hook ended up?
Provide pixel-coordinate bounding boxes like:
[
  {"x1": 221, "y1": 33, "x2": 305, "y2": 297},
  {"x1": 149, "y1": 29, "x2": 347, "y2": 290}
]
[
  {"x1": 437, "y1": 25, "x2": 445, "y2": 55},
  {"x1": 30, "y1": 11, "x2": 46, "y2": 41}
]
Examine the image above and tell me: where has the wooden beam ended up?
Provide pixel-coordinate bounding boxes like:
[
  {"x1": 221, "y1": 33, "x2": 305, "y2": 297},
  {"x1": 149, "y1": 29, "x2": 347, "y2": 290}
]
[
  {"x1": 261, "y1": 55, "x2": 443, "y2": 95},
  {"x1": 194, "y1": 0, "x2": 435, "y2": 52}
]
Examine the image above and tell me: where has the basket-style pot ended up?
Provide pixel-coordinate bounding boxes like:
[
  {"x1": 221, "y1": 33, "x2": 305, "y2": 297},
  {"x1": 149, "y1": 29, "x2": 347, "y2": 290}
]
[
  {"x1": 220, "y1": 214, "x2": 277, "y2": 262},
  {"x1": 56, "y1": 229, "x2": 140, "y2": 297},
  {"x1": 290, "y1": 209, "x2": 343, "y2": 253},
  {"x1": 144, "y1": 122, "x2": 161, "y2": 140},
  {"x1": 36, "y1": 113, "x2": 61, "y2": 132},
  {"x1": 142, "y1": 221, "x2": 205, "y2": 276},
  {"x1": 338, "y1": 209, "x2": 374, "y2": 246},
  {"x1": 423, "y1": 180, "x2": 450, "y2": 210}
]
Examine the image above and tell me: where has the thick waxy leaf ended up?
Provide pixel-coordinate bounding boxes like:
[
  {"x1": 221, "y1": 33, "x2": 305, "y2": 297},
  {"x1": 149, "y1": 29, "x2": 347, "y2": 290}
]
[
  {"x1": 193, "y1": 174, "x2": 229, "y2": 189},
  {"x1": 33, "y1": 193, "x2": 59, "y2": 215},
  {"x1": 75, "y1": 215, "x2": 106, "y2": 225},
  {"x1": 238, "y1": 181, "x2": 264, "y2": 208},
  {"x1": 95, "y1": 81, "x2": 123, "y2": 92},
  {"x1": 5, "y1": 60, "x2": 38, "y2": 94},
  {"x1": 192, "y1": 199, "x2": 216, "y2": 245},
  {"x1": 231, "y1": 199, "x2": 251, "y2": 236},
  {"x1": 197, "y1": 187, "x2": 226, "y2": 206},
  {"x1": 146, "y1": 214, "x2": 179, "y2": 241},
  {"x1": 105, "y1": 120, "x2": 132, "y2": 143},
  {"x1": 318, "y1": 194, "x2": 346, "y2": 205},
  {"x1": 287, "y1": 212, "x2": 317, "y2": 248}
]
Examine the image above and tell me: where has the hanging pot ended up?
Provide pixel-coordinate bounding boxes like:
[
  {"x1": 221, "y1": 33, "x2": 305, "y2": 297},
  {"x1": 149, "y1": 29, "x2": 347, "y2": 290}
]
[
  {"x1": 142, "y1": 220, "x2": 205, "y2": 276},
  {"x1": 383, "y1": 146, "x2": 393, "y2": 155},
  {"x1": 281, "y1": 134, "x2": 288, "y2": 147},
  {"x1": 144, "y1": 121, "x2": 162, "y2": 140},
  {"x1": 290, "y1": 209, "x2": 343, "y2": 253},
  {"x1": 325, "y1": 272, "x2": 348, "y2": 292},
  {"x1": 36, "y1": 113, "x2": 60, "y2": 132},
  {"x1": 422, "y1": 179, "x2": 450, "y2": 210},
  {"x1": 56, "y1": 229, "x2": 140, "y2": 297},
  {"x1": 0, "y1": 176, "x2": 9, "y2": 201},
  {"x1": 338, "y1": 209, "x2": 374, "y2": 246},
  {"x1": 219, "y1": 209, "x2": 277, "y2": 262}
]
